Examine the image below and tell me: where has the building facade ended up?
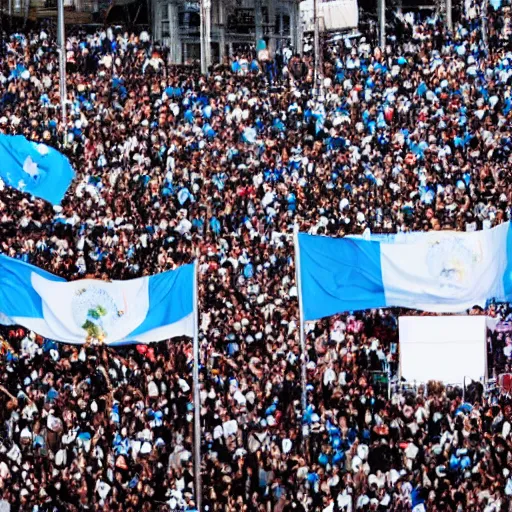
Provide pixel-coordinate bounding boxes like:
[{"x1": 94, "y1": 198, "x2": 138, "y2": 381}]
[{"x1": 151, "y1": 0, "x2": 302, "y2": 65}]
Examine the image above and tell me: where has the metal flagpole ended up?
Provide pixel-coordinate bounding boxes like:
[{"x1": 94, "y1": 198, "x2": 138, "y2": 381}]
[
  {"x1": 200, "y1": 0, "x2": 211, "y2": 75},
  {"x1": 192, "y1": 260, "x2": 202, "y2": 512},
  {"x1": 313, "y1": 0, "x2": 320, "y2": 85},
  {"x1": 205, "y1": 0, "x2": 211, "y2": 70},
  {"x1": 293, "y1": 232, "x2": 309, "y2": 445},
  {"x1": 378, "y1": 0, "x2": 386, "y2": 49},
  {"x1": 200, "y1": 0, "x2": 206, "y2": 74},
  {"x1": 446, "y1": 0, "x2": 453, "y2": 33},
  {"x1": 57, "y1": 0, "x2": 67, "y2": 146}
]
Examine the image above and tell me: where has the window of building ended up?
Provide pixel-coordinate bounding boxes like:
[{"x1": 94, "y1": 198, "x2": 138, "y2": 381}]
[
  {"x1": 162, "y1": 20, "x2": 170, "y2": 37},
  {"x1": 161, "y1": 3, "x2": 170, "y2": 37}
]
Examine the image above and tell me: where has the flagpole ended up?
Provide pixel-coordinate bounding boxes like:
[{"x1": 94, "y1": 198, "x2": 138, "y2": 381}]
[
  {"x1": 293, "y1": 232, "x2": 309, "y2": 447},
  {"x1": 378, "y1": 0, "x2": 386, "y2": 50},
  {"x1": 57, "y1": 0, "x2": 67, "y2": 146},
  {"x1": 192, "y1": 259, "x2": 202, "y2": 512},
  {"x1": 313, "y1": 0, "x2": 319, "y2": 86},
  {"x1": 200, "y1": 0, "x2": 211, "y2": 75}
]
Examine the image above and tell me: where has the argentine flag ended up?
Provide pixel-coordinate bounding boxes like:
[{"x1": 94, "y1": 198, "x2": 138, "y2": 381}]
[
  {"x1": 297, "y1": 222, "x2": 512, "y2": 321},
  {"x1": 0, "y1": 134, "x2": 75, "y2": 205},
  {"x1": 0, "y1": 255, "x2": 194, "y2": 345}
]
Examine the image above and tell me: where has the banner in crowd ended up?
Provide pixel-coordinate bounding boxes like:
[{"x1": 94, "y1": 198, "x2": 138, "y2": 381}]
[
  {"x1": 297, "y1": 222, "x2": 512, "y2": 320},
  {"x1": 399, "y1": 316, "x2": 489, "y2": 385},
  {"x1": 300, "y1": 0, "x2": 359, "y2": 32},
  {"x1": 0, "y1": 255, "x2": 194, "y2": 344},
  {"x1": 0, "y1": 134, "x2": 75, "y2": 205}
]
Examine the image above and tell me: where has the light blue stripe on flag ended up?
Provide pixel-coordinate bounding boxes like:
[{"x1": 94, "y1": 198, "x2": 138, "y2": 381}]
[
  {"x1": 0, "y1": 134, "x2": 75, "y2": 205},
  {"x1": 116, "y1": 265, "x2": 195, "y2": 345},
  {"x1": 0, "y1": 255, "x2": 65, "y2": 319},
  {"x1": 0, "y1": 255, "x2": 194, "y2": 344},
  {"x1": 297, "y1": 233, "x2": 385, "y2": 321}
]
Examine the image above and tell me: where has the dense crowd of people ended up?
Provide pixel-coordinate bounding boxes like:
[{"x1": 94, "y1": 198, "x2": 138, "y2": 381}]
[{"x1": 1, "y1": 2, "x2": 512, "y2": 511}]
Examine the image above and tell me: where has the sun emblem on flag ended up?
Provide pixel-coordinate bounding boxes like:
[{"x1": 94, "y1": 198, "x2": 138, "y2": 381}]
[
  {"x1": 72, "y1": 287, "x2": 123, "y2": 343},
  {"x1": 427, "y1": 238, "x2": 483, "y2": 287}
]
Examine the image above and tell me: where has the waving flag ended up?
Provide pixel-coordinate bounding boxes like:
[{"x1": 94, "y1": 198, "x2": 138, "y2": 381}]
[
  {"x1": 0, "y1": 255, "x2": 194, "y2": 345},
  {"x1": 0, "y1": 135, "x2": 75, "y2": 205},
  {"x1": 296, "y1": 222, "x2": 512, "y2": 320}
]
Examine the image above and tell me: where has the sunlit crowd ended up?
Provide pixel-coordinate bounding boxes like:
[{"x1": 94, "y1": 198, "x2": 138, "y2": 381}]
[{"x1": 0, "y1": 3, "x2": 512, "y2": 511}]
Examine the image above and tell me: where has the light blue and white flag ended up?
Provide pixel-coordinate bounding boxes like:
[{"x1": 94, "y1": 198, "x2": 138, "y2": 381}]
[
  {"x1": 0, "y1": 134, "x2": 75, "y2": 205},
  {"x1": 0, "y1": 255, "x2": 194, "y2": 345},
  {"x1": 297, "y1": 222, "x2": 512, "y2": 320}
]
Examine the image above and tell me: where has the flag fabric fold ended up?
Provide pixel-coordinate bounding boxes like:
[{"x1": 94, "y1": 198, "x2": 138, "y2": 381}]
[
  {"x1": 0, "y1": 134, "x2": 75, "y2": 205},
  {"x1": 297, "y1": 222, "x2": 512, "y2": 320},
  {"x1": 0, "y1": 255, "x2": 194, "y2": 345}
]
